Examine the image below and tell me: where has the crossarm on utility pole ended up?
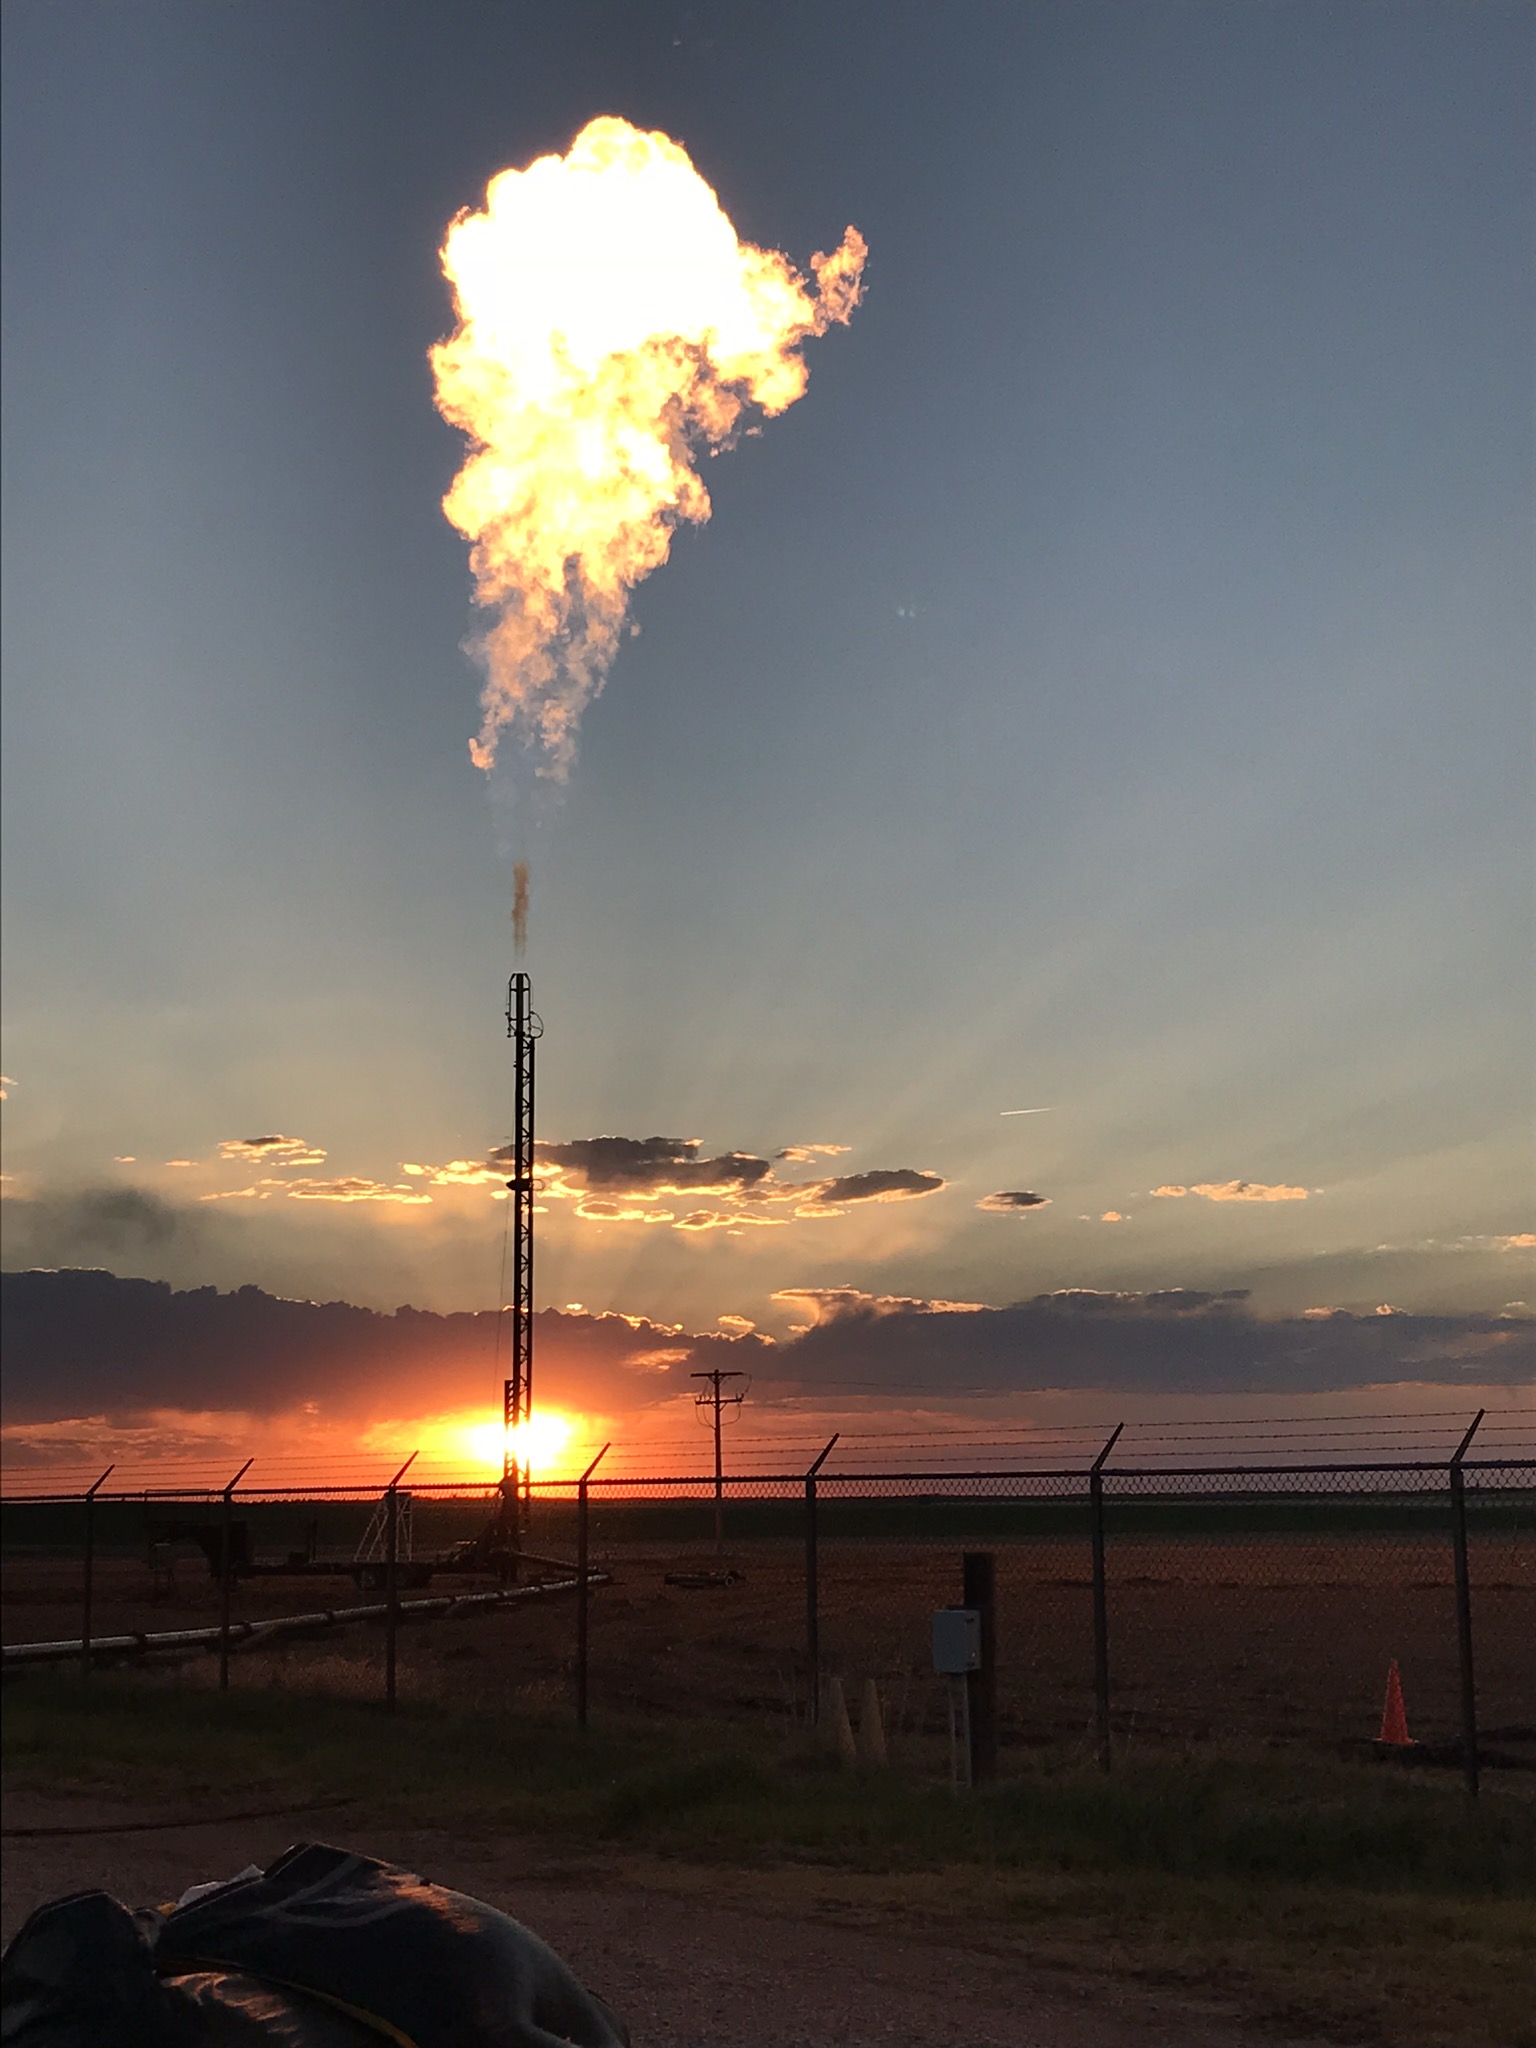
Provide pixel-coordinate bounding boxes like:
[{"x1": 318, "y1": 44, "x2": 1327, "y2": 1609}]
[{"x1": 691, "y1": 1369, "x2": 746, "y2": 1553}]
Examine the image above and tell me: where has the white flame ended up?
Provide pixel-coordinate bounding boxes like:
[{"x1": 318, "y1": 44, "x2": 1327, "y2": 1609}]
[{"x1": 431, "y1": 116, "x2": 866, "y2": 774}]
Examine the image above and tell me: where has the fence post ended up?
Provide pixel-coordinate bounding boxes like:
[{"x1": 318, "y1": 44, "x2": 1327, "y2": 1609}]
[
  {"x1": 1449, "y1": 1411, "x2": 1484, "y2": 1797},
  {"x1": 805, "y1": 1435, "x2": 840, "y2": 1727},
  {"x1": 384, "y1": 1452, "x2": 417, "y2": 1712},
  {"x1": 962, "y1": 1550, "x2": 997, "y2": 1785},
  {"x1": 576, "y1": 1443, "x2": 610, "y2": 1729},
  {"x1": 1090, "y1": 1423, "x2": 1124, "y2": 1772},
  {"x1": 218, "y1": 1458, "x2": 254, "y2": 1694},
  {"x1": 80, "y1": 1466, "x2": 115, "y2": 1679}
]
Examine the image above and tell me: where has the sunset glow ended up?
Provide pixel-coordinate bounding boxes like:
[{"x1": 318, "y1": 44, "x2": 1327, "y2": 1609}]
[
  {"x1": 4, "y1": 15, "x2": 1531, "y2": 1494},
  {"x1": 451, "y1": 1408, "x2": 578, "y2": 1476}
]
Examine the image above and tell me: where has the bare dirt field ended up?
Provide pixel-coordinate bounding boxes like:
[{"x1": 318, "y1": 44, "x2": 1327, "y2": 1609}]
[
  {"x1": 6, "y1": 1526, "x2": 1531, "y2": 1763},
  {"x1": 6, "y1": 1511, "x2": 1533, "y2": 2045}
]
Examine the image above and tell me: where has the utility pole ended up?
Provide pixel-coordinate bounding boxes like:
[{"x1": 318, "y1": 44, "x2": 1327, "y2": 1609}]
[{"x1": 691, "y1": 1368, "x2": 745, "y2": 1553}]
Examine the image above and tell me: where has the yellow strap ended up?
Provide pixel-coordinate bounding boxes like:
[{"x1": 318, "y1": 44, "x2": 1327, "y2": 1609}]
[{"x1": 163, "y1": 1955, "x2": 419, "y2": 2047}]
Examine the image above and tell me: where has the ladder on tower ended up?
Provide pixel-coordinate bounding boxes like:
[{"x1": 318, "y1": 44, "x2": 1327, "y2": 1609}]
[{"x1": 355, "y1": 1490, "x2": 413, "y2": 1568}]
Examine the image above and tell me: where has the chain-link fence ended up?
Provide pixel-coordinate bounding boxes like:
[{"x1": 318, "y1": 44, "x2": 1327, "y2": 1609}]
[
  {"x1": 3, "y1": 1454, "x2": 1532, "y2": 1783},
  {"x1": 576, "y1": 1474, "x2": 808, "y2": 1727},
  {"x1": 1102, "y1": 1466, "x2": 1464, "y2": 1752},
  {"x1": 811, "y1": 1471, "x2": 1097, "y2": 1769}
]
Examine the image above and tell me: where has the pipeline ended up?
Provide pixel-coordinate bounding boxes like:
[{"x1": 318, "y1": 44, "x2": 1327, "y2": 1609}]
[{"x1": 1, "y1": 1572, "x2": 611, "y2": 1667}]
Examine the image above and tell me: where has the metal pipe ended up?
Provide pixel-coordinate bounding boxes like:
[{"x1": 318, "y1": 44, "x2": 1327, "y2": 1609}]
[
  {"x1": 5, "y1": 1574, "x2": 611, "y2": 1666},
  {"x1": 80, "y1": 1466, "x2": 114, "y2": 1680},
  {"x1": 1090, "y1": 1423, "x2": 1124, "y2": 1773},
  {"x1": 576, "y1": 1443, "x2": 610, "y2": 1729},
  {"x1": 384, "y1": 1452, "x2": 416, "y2": 1712},
  {"x1": 1450, "y1": 1410, "x2": 1484, "y2": 1797},
  {"x1": 804, "y1": 1434, "x2": 839, "y2": 1727}
]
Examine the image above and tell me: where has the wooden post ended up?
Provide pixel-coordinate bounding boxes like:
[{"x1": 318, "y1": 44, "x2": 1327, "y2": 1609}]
[{"x1": 962, "y1": 1550, "x2": 997, "y2": 1785}]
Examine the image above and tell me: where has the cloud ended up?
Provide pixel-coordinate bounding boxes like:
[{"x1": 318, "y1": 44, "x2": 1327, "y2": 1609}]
[
  {"x1": 800, "y1": 1169, "x2": 946, "y2": 1216},
  {"x1": 0, "y1": 1186, "x2": 203, "y2": 1267},
  {"x1": 762, "y1": 1286, "x2": 1534, "y2": 1397},
  {"x1": 475, "y1": 1132, "x2": 946, "y2": 1225},
  {"x1": 0, "y1": 1271, "x2": 771, "y2": 1426},
  {"x1": 1495, "y1": 1234, "x2": 1536, "y2": 1251},
  {"x1": 199, "y1": 1186, "x2": 261, "y2": 1203},
  {"x1": 218, "y1": 1135, "x2": 328, "y2": 1168},
  {"x1": 622, "y1": 1347, "x2": 694, "y2": 1373},
  {"x1": 283, "y1": 1177, "x2": 432, "y2": 1205},
  {"x1": 977, "y1": 1189, "x2": 1050, "y2": 1215},
  {"x1": 717, "y1": 1313, "x2": 756, "y2": 1333},
  {"x1": 673, "y1": 1209, "x2": 788, "y2": 1233},
  {"x1": 524, "y1": 1134, "x2": 776, "y2": 1201},
  {"x1": 403, "y1": 1159, "x2": 507, "y2": 1187},
  {"x1": 1152, "y1": 1186, "x2": 1188, "y2": 1198},
  {"x1": 774, "y1": 1287, "x2": 987, "y2": 1327},
  {"x1": 1153, "y1": 1181, "x2": 1308, "y2": 1203},
  {"x1": 1100, "y1": 1211, "x2": 1125, "y2": 1224},
  {"x1": 164, "y1": 1159, "x2": 198, "y2": 1169},
  {"x1": 575, "y1": 1198, "x2": 674, "y2": 1224},
  {"x1": 5, "y1": 1271, "x2": 1531, "y2": 1456},
  {"x1": 775, "y1": 1142, "x2": 851, "y2": 1163},
  {"x1": 0, "y1": 1075, "x2": 14, "y2": 1099}
]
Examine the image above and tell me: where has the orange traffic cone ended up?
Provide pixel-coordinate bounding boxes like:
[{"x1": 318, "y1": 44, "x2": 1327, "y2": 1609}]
[{"x1": 1378, "y1": 1659, "x2": 1414, "y2": 1746}]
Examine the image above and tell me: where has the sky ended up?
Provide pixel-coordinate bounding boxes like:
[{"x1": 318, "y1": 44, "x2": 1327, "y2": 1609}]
[{"x1": 2, "y1": 2, "x2": 1532, "y2": 1477}]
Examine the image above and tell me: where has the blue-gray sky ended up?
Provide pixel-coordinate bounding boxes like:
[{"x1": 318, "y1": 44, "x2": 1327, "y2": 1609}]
[{"x1": 3, "y1": 2, "x2": 1531, "y2": 1407}]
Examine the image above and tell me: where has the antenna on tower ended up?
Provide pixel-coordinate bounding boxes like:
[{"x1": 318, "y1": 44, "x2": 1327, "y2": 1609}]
[{"x1": 499, "y1": 971, "x2": 542, "y2": 1556}]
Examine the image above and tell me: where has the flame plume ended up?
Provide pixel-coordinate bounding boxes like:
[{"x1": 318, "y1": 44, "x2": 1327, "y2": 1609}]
[{"x1": 431, "y1": 116, "x2": 867, "y2": 775}]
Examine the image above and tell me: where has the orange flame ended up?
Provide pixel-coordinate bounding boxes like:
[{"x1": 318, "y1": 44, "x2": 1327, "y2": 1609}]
[{"x1": 431, "y1": 116, "x2": 867, "y2": 774}]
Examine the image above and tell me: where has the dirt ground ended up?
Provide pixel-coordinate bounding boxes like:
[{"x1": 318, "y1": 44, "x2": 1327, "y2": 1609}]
[
  {"x1": 6, "y1": 1527, "x2": 1530, "y2": 2042},
  {"x1": 5, "y1": 1528, "x2": 1532, "y2": 1762},
  {"x1": 1, "y1": 1786, "x2": 1340, "y2": 2048}
]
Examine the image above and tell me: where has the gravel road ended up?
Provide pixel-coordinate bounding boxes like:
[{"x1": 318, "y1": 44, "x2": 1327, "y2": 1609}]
[{"x1": 1, "y1": 1790, "x2": 1333, "y2": 2047}]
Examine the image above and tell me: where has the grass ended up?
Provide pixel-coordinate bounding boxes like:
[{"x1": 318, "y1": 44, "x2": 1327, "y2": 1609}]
[{"x1": 5, "y1": 1671, "x2": 1535, "y2": 2046}]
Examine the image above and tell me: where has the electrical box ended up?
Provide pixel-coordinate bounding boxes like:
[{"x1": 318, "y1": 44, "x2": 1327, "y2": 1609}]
[{"x1": 932, "y1": 1606, "x2": 981, "y2": 1674}]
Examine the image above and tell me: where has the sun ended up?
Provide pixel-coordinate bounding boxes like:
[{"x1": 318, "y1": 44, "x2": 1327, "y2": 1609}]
[{"x1": 455, "y1": 1409, "x2": 576, "y2": 1475}]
